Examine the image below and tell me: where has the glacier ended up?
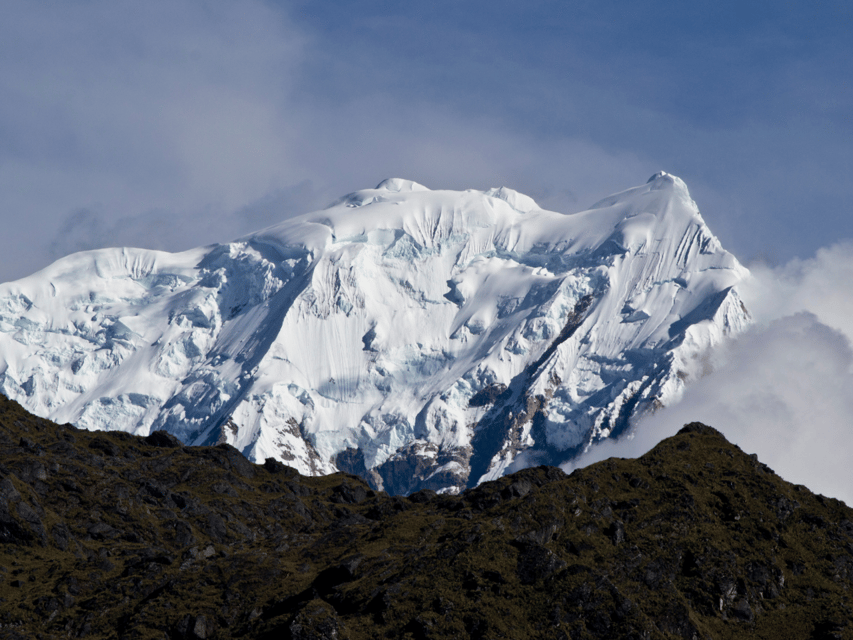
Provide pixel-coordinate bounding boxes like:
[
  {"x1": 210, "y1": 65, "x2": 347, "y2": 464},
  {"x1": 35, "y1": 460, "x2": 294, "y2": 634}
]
[{"x1": 0, "y1": 172, "x2": 750, "y2": 494}]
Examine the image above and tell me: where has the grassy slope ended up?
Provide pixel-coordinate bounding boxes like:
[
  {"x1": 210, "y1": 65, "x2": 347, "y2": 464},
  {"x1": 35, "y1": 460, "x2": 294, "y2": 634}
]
[{"x1": 0, "y1": 393, "x2": 852, "y2": 639}]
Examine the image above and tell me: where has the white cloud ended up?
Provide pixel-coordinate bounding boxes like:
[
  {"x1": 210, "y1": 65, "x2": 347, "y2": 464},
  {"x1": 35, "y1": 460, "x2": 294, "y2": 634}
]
[
  {"x1": 565, "y1": 243, "x2": 853, "y2": 505},
  {"x1": 741, "y1": 242, "x2": 853, "y2": 337}
]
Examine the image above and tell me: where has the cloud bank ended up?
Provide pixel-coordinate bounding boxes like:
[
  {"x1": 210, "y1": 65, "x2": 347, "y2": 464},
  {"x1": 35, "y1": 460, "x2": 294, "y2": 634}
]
[{"x1": 565, "y1": 243, "x2": 853, "y2": 505}]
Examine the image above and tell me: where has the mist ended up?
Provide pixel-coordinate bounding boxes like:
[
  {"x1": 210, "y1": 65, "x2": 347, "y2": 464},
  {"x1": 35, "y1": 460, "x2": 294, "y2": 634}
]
[{"x1": 564, "y1": 243, "x2": 853, "y2": 505}]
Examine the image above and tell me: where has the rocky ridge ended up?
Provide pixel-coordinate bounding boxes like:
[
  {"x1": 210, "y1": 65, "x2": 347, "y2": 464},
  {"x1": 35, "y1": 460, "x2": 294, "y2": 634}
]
[{"x1": 1, "y1": 395, "x2": 852, "y2": 638}]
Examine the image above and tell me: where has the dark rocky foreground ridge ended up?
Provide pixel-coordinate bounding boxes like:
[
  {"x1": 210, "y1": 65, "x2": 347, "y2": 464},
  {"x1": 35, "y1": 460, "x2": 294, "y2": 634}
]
[{"x1": 1, "y1": 394, "x2": 852, "y2": 639}]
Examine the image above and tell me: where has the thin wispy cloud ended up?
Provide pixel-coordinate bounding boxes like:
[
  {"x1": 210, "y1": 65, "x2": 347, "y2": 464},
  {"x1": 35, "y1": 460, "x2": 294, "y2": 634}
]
[
  {"x1": 3, "y1": 1, "x2": 852, "y2": 284},
  {"x1": 0, "y1": 0, "x2": 658, "y2": 282}
]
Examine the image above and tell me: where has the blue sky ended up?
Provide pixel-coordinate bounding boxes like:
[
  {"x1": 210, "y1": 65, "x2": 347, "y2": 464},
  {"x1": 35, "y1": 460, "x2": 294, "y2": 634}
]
[{"x1": 0, "y1": 0, "x2": 851, "y2": 280}]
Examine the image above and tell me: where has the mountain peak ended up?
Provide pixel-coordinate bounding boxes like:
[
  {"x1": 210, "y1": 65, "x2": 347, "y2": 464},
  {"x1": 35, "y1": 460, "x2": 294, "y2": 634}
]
[
  {"x1": 0, "y1": 176, "x2": 750, "y2": 494},
  {"x1": 646, "y1": 171, "x2": 692, "y2": 200},
  {"x1": 647, "y1": 170, "x2": 675, "y2": 183},
  {"x1": 484, "y1": 186, "x2": 539, "y2": 213},
  {"x1": 374, "y1": 177, "x2": 429, "y2": 192}
]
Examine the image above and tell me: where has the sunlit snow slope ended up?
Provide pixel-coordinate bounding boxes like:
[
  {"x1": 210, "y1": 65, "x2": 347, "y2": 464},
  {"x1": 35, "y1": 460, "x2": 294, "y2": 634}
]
[{"x1": 0, "y1": 173, "x2": 749, "y2": 493}]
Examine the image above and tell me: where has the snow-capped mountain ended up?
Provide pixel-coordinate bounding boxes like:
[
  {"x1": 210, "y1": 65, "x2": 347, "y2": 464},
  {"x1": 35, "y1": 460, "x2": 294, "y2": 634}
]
[{"x1": 0, "y1": 172, "x2": 749, "y2": 494}]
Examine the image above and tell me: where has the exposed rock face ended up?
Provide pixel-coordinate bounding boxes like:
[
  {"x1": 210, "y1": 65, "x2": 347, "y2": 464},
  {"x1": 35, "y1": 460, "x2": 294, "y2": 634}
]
[
  {"x1": 0, "y1": 174, "x2": 750, "y2": 493},
  {"x1": 2, "y1": 396, "x2": 853, "y2": 639}
]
